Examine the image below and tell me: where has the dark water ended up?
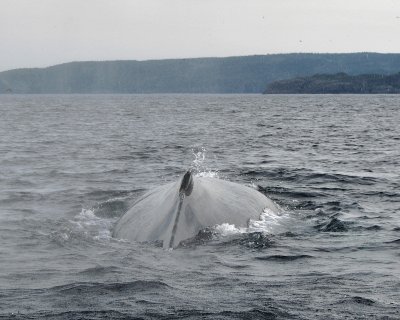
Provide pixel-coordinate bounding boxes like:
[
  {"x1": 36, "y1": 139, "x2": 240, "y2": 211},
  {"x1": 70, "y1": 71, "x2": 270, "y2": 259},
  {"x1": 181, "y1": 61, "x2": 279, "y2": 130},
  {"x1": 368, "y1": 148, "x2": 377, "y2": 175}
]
[{"x1": 0, "y1": 94, "x2": 399, "y2": 319}]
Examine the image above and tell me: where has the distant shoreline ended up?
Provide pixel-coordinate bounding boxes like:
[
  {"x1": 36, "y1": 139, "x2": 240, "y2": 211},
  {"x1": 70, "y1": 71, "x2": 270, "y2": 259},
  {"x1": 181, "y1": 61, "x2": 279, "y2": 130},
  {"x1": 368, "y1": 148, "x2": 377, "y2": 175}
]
[
  {"x1": 2, "y1": 53, "x2": 400, "y2": 94},
  {"x1": 264, "y1": 72, "x2": 400, "y2": 94}
]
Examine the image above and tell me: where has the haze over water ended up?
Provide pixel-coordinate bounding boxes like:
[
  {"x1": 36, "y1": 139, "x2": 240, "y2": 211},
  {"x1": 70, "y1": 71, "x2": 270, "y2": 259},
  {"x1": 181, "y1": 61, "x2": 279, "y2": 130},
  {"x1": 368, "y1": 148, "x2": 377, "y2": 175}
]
[{"x1": 0, "y1": 94, "x2": 399, "y2": 319}]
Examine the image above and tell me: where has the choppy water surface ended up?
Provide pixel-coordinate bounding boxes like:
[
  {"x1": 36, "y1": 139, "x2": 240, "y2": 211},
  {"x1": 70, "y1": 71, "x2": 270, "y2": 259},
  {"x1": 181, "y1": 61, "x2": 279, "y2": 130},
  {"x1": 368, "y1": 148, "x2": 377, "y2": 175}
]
[{"x1": 0, "y1": 94, "x2": 399, "y2": 319}]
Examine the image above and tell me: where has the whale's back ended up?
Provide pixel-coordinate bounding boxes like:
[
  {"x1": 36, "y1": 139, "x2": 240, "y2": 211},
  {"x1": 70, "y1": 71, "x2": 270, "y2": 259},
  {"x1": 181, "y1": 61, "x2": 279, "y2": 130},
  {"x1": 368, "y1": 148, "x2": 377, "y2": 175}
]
[{"x1": 113, "y1": 176, "x2": 279, "y2": 247}]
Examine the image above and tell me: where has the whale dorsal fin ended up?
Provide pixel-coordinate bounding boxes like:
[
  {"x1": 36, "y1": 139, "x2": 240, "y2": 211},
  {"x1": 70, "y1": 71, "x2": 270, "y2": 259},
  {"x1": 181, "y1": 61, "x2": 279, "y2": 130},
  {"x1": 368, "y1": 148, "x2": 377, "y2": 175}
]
[
  {"x1": 166, "y1": 171, "x2": 194, "y2": 249},
  {"x1": 179, "y1": 170, "x2": 193, "y2": 197}
]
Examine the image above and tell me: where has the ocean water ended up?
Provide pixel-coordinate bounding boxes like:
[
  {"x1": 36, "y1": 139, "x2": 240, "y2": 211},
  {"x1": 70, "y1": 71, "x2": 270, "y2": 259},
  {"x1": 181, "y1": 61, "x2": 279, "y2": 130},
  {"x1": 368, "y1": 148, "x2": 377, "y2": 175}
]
[{"x1": 0, "y1": 94, "x2": 399, "y2": 319}]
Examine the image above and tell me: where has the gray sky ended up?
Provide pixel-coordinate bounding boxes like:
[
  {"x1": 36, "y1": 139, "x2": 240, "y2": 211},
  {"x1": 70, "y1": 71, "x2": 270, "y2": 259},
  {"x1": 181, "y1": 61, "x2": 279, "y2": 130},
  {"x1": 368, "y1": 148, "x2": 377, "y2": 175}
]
[{"x1": 1, "y1": 0, "x2": 400, "y2": 71}]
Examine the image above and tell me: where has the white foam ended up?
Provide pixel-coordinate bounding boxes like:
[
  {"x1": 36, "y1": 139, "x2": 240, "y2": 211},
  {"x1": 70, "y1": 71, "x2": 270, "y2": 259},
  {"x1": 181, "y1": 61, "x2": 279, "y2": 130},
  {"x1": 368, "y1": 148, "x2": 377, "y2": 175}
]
[
  {"x1": 248, "y1": 207, "x2": 290, "y2": 233},
  {"x1": 214, "y1": 207, "x2": 291, "y2": 237},
  {"x1": 214, "y1": 223, "x2": 246, "y2": 236},
  {"x1": 68, "y1": 208, "x2": 116, "y2": 241}
]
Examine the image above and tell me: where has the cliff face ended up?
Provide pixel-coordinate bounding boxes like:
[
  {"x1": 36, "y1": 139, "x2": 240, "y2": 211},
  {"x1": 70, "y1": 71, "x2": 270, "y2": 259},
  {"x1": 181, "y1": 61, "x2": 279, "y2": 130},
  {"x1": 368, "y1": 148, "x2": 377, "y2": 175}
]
[
  {"x1": 264, "y1": 72, "x2": 400, "y2": 94},
  {"x1": 2, "y1": 53, "x2": 400, "y2": 94}
]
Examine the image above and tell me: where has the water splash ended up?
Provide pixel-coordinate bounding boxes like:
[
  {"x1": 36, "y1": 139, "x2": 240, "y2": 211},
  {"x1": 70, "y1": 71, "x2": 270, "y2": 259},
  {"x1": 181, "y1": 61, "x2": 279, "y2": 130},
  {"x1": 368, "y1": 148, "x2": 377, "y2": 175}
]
[
  {"x1": 70, "y1": 208, "x2": 115, "y2": 241},
  {"x1": 192, "y1": 146, "x2": 206, "y2": 170},
  {"x1": 50, "y1": 208, "x2": 117, "y2": 246},
  {"x1": 214, "y1": 223, "x2": 246, "y2": 236},
  {"x1": 213, "y1": 207, "x2": 291, "y2": 237},
  {"x1": 190, "y1": 147, "x2": 219, "y2": 178},
  {"x1": 248, "y1": 207, "x2": 290, "y2": 233}
]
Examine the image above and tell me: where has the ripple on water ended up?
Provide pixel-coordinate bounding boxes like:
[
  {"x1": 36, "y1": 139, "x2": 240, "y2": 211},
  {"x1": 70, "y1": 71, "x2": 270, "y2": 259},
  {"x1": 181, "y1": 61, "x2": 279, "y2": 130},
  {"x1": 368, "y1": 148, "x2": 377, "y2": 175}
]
[{"x1": 53, "y1": 280, "x2": 170, "y2": 294}]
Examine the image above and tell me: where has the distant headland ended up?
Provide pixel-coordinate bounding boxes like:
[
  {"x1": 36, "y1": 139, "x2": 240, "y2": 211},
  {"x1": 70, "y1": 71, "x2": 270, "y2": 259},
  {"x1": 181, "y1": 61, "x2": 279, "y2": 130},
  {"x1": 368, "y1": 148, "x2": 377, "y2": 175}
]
[
  {"x1": 264, "y1": 72, "x2": 400, "y2": 94},
  {"x1": 1, "y1": 53, "x2": 400, "y2": 94}
]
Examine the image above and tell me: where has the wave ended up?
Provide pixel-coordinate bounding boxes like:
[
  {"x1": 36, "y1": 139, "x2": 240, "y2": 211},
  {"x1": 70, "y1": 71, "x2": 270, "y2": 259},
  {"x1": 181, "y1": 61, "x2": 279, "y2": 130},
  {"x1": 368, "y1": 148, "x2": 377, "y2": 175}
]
[
  {"x1": 241, "y1": 167, "x2": 385, "y2": 186},
  {"x1": 78, "y1": 266, "x2": 120, "y2": 276},
  {"x1": 255, "y1": 254, "x2": 313, "y2": 262},
  {"x1": 313, "y1": 216, "x2": 388, "y2": 234},
  {"x1": 0, "y1": 310, "x2": 130, "y2": 320},
  {"x1": 9, "y1": 306, "x2": 292, "y2": 320},
  {"x1": 338, "y1": 296, "x2": 376, "y2": 306},
  {"x1": 385, "y1": 238, "x2": 400, "y2": 244},
  {"x1": 316, "y1": 217, "x2": 350, "y2": 232},
  {"x1": 52, "y1": 280, "x2": 170, "y2": 294},
  {"x1": 257, "y1": 185, "x2": 325, "y2": 199},
  {"x1": 354, "y1": 225, "x2": 382, "y2": 231}
]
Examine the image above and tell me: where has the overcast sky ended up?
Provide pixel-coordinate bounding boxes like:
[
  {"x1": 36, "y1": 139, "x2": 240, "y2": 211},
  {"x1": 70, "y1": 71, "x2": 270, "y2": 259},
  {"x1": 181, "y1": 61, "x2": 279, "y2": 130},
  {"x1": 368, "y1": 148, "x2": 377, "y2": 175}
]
[{"x1": 1, "y1": 0, "x2": 400, "y2": 71}]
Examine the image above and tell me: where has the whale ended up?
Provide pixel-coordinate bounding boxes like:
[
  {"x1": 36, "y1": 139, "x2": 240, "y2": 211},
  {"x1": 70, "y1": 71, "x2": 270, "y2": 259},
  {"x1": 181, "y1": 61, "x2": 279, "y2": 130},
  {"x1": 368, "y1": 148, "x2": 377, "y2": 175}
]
[{"x1": 113, "y1": 171, "x2": 280, "y2": 248}]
